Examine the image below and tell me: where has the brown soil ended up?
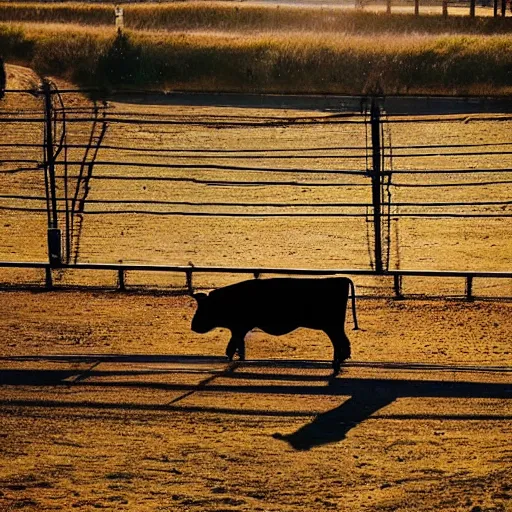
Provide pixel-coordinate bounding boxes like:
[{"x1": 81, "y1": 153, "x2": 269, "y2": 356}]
[{"x1": 0, "y1": 291, "x2": 511, "y2": 512}]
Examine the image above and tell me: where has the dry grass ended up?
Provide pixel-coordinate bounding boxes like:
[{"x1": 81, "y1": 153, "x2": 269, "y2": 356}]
[
  {"x1": 1, "y1": 1, "x2": 512, "y2": 34},
  {"x1": 2, "y1": 21, "x2": 512, "y2": 94},
  {"x1": 1, "y1": 1, "x2": 512, "y2": 94}
]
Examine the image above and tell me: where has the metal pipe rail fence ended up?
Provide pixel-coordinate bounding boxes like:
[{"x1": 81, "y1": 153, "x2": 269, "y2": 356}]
[
  {"x1": 0, "y1": 260, "x2": 511, "y2": 301},
  {"x1": 1, "y1": 86, "x2": 511, "y2": 296}
]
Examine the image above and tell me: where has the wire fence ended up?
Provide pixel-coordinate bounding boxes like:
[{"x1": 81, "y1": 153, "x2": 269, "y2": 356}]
[{"x1": 0, "y1": 85, "x2": 511, "y2": 294}]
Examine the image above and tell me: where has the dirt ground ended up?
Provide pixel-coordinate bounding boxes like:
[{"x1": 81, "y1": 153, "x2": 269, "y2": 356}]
[
  {"x1": 0, "y1": 65, "x2": 511, "y2": 511},
  {"x1": 0, "y1": 291, "x2": 511, "y2": 512}
]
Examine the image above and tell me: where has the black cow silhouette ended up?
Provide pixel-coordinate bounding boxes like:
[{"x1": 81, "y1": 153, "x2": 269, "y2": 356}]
[{"x1": 191, "y1": 277, "x2": 358, "y2": 375}]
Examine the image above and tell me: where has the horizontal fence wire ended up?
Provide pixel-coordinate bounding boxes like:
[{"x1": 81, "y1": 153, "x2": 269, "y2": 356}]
[
  {"x1": 382, "y1": 168, "x2": 512, "y2": 174},
  {"x1": 0, "y1": 168, "x2": 41, "y2": 174},
  {"x1": 383, "y1": 115, "x2": 512, "y2": 123},
  {"x1": 0, "y1": 206, "x2": 370, "y2": 217},
  {"x1": 52, "y1": 160, "x2": 367, "y2": 175},
  {"x1": 4, "y1": 147, "x2": 512, "y2": 160},
  {"x1": 2, "y1": 260, "x2": 511, "y2": 279},
  {"x1": 0, "y1": 142, "x2": 368, "y2": 152},
  {"x1": 0, "y1": 194, "x2": 372, "y2": 208},
  {"x1": 95, "y1": 153, "x2": 371, "y2": 160},
  {"x1": 388, "y1": 151, "x2": 512, "y2": 158},
  {"x1": 394, "y1": 180, "x2": 512, "y2": 187},
  {"x1": 8, "y1": 149, "x2": 512, "y2": 160},
  {"x1": 1, "y1": 194, "x2": 510, "y2": 209},
  {"x1": 47, "y1": 162, "x2": 512, "y2": 175},
  {"x1": 0, "y1": 159, "x2": 39, "y2": 164},
  {"x1": 58, "y1": 175, "x2": 371, "y2": 187},
  {"x1": 4, "y1": 115, "x2": 512, "y2": 125},
  {"x1": 0, "y1": 205, "x2": 509, "y2": 218},
  {"x1": 3, "y1": 141, "x2": 512, "y2": 151},
  {"x1": 0, "y1": 116, "x2": 365, "y2": 126}
]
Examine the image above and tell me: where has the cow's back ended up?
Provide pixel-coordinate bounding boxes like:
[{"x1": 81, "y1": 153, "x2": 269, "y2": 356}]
[{"x1": 209, "y1": 277, "x2": 350, "y2": 332}]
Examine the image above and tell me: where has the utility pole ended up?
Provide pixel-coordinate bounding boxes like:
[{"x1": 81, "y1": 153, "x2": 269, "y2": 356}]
[{"x1": 370, "y1": 99, "x2": 383, "y2": 274}]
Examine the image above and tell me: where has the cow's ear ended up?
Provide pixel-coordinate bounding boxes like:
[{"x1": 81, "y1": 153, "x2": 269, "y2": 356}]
[{"x1": 192, "y1": 292, "x2": 208, "y2": 303}]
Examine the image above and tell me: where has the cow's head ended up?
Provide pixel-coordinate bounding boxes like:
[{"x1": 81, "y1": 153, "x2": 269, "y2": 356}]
[{"x1": 191, "y1": 292, "x2": 217, "y2": 334}]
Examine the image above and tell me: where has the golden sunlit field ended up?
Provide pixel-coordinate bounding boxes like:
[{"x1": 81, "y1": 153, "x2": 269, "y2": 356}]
[{"x1": 1, "y1": 1, "x2": 512, "y2": 94}]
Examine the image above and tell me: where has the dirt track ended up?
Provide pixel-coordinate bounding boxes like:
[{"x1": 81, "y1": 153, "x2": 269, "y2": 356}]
[
  {"x1": 1, "y1": 65, "x2": 511, "y2": 511},
  {"x1": 0, "y1": 291, "x2": 511, "y2": 511}
]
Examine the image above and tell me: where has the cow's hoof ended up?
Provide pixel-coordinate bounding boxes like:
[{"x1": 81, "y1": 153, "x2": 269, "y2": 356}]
[{"x1": 332, "y1": 361, "x2": 341, "y2": 375}]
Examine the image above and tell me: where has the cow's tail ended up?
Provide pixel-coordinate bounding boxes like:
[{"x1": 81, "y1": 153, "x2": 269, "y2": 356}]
[{"x1": 347, "y1": 278, "x2": 359, "y2": 330}]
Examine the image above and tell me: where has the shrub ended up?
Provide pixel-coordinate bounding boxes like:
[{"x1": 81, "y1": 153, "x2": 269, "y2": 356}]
[{"x1": 97, "y1": 31, "x2": 142, "y2": 86}]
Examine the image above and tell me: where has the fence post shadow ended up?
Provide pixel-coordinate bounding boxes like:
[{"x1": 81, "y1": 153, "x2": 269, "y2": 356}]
[{"x1": 273, "y1": 387, "x2": 397, "y2": 451}]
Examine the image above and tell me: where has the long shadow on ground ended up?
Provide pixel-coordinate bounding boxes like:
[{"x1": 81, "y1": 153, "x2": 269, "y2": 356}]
[
  {"x1": 111, "y1": 92, "x2": 512, "y2": 116},
  {"x1": 1, "y1": 355, "x2": 510, "y2": 451}
]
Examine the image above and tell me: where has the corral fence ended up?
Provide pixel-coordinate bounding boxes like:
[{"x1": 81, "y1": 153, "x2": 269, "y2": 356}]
[
  {"x1": 4, "y1": 0, "x2": 510, "y2": 18},
  {"x1": 374, "y1": 0, "x2": 510, "y2": 17},
  {"x1": 0, "y1": 82, "x2": 511, "y2": 298},
  {"x1": 352, "y1": 0, "x2": 512, "y2": 16}
]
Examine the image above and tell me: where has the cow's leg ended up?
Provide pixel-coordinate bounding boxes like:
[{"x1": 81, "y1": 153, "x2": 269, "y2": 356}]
[
  {"x1": 325, "y1": 328, "x2": 351, "y2": 375},
  {"x1": 226, "y1": 330, "x2": 247, "y2": 361},
  {"x1": 327, "y1": 289, "x2": 352, "y2": 374}
]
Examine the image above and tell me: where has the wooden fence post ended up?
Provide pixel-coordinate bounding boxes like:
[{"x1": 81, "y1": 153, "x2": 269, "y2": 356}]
[
  {"x1": 186, "y1": 269, "x2": 194, "y2": 294},
  {"x1": 118, "y1": 268, "x2": 126, "y2": 291},
  {"x1": 393, "y1": 274, "x2": 403, "y2": 299},
  {"x1": 470, "y1": 0, "x2": 476, "y2": 17},
  {"x1": 370, "y1": 100, "x2": 384, "y2": 274},
  {"x1": 45, "y1": 266, "x2": 53, "y2": 290},
  {"x1": 465, "y1": 276, "x2": 474, "y2": 301},
  {"x1": 42, "y1": 80, "x2": 62, "y2": 267},
  {"x1": 0, "y1": 56, "x2": 5, "y2": 99}
]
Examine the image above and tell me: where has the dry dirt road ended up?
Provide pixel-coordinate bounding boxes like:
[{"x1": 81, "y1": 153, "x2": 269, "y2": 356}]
[{"x1": 0, "y1": 290, "x2": 511, "y2": 511}]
